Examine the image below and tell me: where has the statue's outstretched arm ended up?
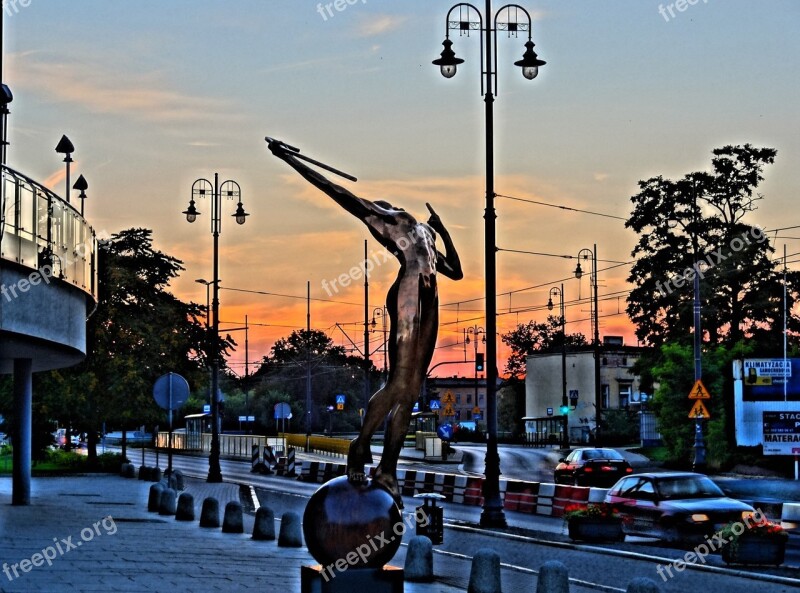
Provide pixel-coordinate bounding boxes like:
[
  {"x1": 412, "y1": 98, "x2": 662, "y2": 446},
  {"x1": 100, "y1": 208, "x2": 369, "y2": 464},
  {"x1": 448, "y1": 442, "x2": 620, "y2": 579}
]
[
  {"x1": 270, "y1": 141, "x2": 380, "y2": 222},
  {"x1": 426, "y1": 203, "x2": 463, "y2": 280}
]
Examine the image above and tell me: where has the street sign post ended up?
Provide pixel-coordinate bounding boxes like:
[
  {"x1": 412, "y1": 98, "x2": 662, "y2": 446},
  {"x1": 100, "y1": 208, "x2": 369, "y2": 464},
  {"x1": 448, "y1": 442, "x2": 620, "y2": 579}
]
[
  {"x1": 274, "y1": 402, "x2": 292, "y2": 434},
  {"x1": 152, "y1": 372, "x2": 190, "y2": 475}
]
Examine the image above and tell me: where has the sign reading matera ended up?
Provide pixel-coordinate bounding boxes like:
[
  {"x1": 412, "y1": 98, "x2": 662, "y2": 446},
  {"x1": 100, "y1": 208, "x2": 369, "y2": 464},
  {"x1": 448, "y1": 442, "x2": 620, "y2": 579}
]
[{"x1": 762, "y1": 411, "x2": 800, "y2": 455}]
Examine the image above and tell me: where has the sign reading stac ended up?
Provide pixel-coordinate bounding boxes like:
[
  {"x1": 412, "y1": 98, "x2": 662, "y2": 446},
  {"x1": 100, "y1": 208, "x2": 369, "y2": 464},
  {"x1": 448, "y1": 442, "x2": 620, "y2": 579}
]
[{"x1": 762, "y1": 411, "x2": 800, "y2": 456}]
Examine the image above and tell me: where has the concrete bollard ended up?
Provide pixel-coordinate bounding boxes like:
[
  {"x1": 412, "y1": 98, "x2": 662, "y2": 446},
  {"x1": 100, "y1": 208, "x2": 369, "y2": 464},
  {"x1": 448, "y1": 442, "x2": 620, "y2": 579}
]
[
  {"x1": 536, "y1": 560, "x2": 569, "y2": 593},
  {"x1": 158, "y1": 488, "x2": 178, "y2": 516},
  {"x1": 278, "y1": 512, "x2": 303, "y2": 547},
  {"x1": 138, "y1": 465, "x2": 148, "y2": 480},
  {"x1": 199, "y1": 497, "x2": 220, "y2": 528},
  {"x1": 152, "y1": 467, "x2": 162, "y2": 482},
  {"x1": 404, "y1": 536, "x2": 434, "y2": 582},
  {"x1": 148, "y1": 483, "x2": 165, "y2": 512},
  {"x1": 252, "y1": 507, "x2": 276, "y2": 541},
  {"x1": 222, "y1": 501, "x2": 244, "y2": 533},
  {"x1": 121, "y1": 462, "x2": 136, "y2": 478},
  {"x1": 626, "y1": 578, "x2": 662, "y2": 593},
  {"x1": 176, "y1": 492, "x2": 195, "y2": 521},
  {"x1": 468, "y1": 548, "x2": 501, "y2": 593},
  {"x1": 167, "y1": 472, "x2": 179, "y2": 491},
  {"x1": 173, "y1": 470, "x2": 185, "y2": 491}
]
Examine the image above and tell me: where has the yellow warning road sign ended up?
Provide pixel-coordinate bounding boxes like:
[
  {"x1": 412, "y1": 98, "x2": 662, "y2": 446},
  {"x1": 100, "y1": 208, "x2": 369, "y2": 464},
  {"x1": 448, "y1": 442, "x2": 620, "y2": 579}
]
[
  {"x1": 688, "y1": 379, "x2": 711, "y2": 400},
  {"x1": 472, "y1": 406, "x2": 481, "y2": 415},
  {"x1": 443, "y1": 403, "x2": 455, "y2": 416},
  {"x1": 688, "y1": 400, "x2": 710, "y2": 419},
  {"x1": 441, "y1": 391, "x2": 455, "y2": 404}
]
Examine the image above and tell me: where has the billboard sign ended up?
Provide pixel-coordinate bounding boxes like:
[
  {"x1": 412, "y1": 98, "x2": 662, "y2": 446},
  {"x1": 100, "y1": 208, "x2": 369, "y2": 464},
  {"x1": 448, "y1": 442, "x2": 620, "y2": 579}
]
[
  {"x1": 743, "y1": 358, "x2": 800, "y2": 401},
  {"x1": 762, "y1": 411, "x2": 800, "y2": 455}
]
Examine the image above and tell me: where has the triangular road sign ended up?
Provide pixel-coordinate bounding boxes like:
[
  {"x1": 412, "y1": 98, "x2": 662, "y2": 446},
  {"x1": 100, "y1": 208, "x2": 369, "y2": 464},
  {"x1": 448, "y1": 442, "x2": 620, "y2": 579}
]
[
  {"x1": 688, "y1": 400, "x2": 711, "y2": 419},
  {"x1": 441, "y1": 390, "x2": 455, "y2": 404},
  {"x1": 688, "y1": 379, "x2": 711, "y2": 400}
]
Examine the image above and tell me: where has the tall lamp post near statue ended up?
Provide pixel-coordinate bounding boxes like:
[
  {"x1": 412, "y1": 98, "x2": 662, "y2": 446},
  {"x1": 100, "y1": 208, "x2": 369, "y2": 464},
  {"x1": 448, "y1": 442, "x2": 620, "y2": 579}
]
[
  {"x1": 547, "y1": 285, "x2": 569, "y2": 447},
  {"x1": 183, "y1": 174, "x2": 249, "y2": 483},
  {"x1": 574, "y1": 246, "x2": 602, "y2": 444},
  {"x1": 433, "y1": 0, "x2": 545, "y2": 527}
]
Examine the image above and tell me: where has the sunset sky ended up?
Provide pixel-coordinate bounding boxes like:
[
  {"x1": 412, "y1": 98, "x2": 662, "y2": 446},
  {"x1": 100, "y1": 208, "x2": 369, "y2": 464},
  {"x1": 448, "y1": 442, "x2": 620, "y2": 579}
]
[{"x1": 3, "y1": 1, "x2": 799, "y2": 380}]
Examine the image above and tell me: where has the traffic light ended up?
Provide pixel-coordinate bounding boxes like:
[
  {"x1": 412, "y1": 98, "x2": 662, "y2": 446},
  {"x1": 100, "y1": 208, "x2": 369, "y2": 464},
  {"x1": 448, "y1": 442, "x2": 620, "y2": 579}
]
[
  {"x1": 559, "y1": 405, "x2": 570, "y2": 415},
  {"x1": 475, "y1": 352, "x2": 484, "y2": 372}
]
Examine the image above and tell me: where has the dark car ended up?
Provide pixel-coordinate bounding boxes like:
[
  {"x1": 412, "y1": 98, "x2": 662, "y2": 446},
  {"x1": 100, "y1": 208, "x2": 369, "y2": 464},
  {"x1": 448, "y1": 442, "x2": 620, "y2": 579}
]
[
  {"x1": 604, "y1": 472, "x2": 756, "y2": 543},
  {"x1": 554, "y1": 448, "x2": 634, "y2": 486}
]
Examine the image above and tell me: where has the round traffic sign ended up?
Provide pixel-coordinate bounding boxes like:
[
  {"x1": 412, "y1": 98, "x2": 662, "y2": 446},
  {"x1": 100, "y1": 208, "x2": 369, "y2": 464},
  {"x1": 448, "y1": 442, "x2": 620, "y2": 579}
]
[
  {"x1": 152, "y1": 373, "x2": 190, "y2": 410},
  {"x1": 437, "y1": 423, "x2": 455, "y2": 441}
]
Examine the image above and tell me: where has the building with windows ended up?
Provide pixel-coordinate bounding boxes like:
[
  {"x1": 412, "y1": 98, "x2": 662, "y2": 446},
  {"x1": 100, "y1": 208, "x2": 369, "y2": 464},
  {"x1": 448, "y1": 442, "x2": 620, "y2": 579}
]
[
  {"x1": 524, "y1": 337, "x2": 649, "y2": 443},
  {"x1": 0, "y1": 76, "x2": 97, "y2": 504},
  {"x1": 426, "y1": 376, "x2": 496, "y2": 423}
]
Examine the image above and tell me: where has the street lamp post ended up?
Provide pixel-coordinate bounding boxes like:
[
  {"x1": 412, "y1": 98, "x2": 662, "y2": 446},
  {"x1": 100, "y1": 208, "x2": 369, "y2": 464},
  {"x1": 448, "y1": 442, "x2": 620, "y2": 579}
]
[
  {"x1": 54, "y1": 135, "x2": 74, "y2": 204},
  {"x1": 574, "y1": 246, "x2": 601, "y2": 443},
  {"x1": 672, "y1": 180, "x2": 706, "y2": 471},
  {"x1": 433, "y1": 0, "x2": 545, "y2": 529},
  {"x1": 465, "y1": 326, "x2": 485, "y2": 420},
  {"x1": 183, "y1": 173, "x2": 249, "y2": 483},
  {"x1": 371, "y1": 307, "x2": 388, "y2": 379},
  {"x1": 547, "y1": 285, "x2": 568, "y2": 447},
  {"x1": 195, "y1": 278, "x2": 215, "y2": 410}
]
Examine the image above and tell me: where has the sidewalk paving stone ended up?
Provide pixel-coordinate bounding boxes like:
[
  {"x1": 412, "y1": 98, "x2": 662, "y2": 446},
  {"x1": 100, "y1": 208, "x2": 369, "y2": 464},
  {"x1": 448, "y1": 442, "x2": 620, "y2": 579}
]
[{"x1": 0, "y1": 475, "x2": 465, "y2": 592}]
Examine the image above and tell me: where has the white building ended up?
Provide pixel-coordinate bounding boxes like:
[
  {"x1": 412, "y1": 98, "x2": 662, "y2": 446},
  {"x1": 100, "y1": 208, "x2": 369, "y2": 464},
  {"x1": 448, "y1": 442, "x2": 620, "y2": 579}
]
[{"x1": 525, "y1": 337, "x2": 648, "y2": 443}]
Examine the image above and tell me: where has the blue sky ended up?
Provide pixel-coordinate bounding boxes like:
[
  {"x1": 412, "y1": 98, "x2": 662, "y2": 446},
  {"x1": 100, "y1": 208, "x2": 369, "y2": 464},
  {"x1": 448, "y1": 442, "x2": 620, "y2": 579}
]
[{"x1": 3, "y1": 0, "x2": 799, "y2": 374}]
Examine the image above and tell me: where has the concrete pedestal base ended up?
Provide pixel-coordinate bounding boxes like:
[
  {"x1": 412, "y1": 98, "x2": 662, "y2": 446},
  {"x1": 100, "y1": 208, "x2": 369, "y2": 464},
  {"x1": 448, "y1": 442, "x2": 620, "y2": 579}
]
[{"x1": 301, "y1": 564, "x2": 403, "y2": 593}]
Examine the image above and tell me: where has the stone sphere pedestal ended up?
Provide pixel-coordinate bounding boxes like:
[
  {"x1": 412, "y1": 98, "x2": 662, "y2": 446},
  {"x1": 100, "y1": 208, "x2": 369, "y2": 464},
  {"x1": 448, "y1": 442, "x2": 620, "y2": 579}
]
[{"x1": 301, "y1": 475, "x2": 405, "y2": 593}]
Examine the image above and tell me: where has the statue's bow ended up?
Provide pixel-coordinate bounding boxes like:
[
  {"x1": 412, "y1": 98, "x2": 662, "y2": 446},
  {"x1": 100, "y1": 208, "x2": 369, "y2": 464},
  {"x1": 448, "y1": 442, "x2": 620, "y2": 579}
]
[{"x1": 266, "y1": 137, "x2": 358, "y2": 182}]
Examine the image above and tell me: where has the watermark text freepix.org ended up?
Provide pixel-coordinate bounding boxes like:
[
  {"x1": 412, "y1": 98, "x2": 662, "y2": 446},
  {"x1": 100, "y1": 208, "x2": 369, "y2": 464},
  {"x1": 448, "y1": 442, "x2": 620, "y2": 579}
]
[
  {"x1": 655, "y1": 226, "x2": 765, "y2": 297},
  {"x1": 322, "y1": 225, "x2": 432, "y2": 297},
  {"x1": 320, "y1": 508, "x2": 429, "y2": 582},
  {"x1": 655, "y1": 508, "x2": 766, "y2": 581},
  {"x1": 317, "y1": 0, "x2": 367, "y2": 22},
  {"x1": 658, "y1": 0, "x2": 709, "y2": 23},
  {"x1": 3, "y1": 0, "x2": 33, "y2": 18},
  {"x1": 3, "y1": 516, "x2": 117, "y2": 581}
]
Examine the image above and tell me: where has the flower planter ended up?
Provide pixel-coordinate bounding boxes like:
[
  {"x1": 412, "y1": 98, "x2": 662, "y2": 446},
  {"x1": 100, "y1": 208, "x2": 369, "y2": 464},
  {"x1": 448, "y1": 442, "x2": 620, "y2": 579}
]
[
  {"x1": 721, "y1": 536, "x2": 786, "y2": 566},
  {"x1": 567, "y1": 517, "x2": 624, "y2": 542}
]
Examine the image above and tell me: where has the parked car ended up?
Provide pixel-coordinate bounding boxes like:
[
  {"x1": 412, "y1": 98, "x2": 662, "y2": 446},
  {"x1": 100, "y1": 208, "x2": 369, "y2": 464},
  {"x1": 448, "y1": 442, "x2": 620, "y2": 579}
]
[
  {"x1": 554, "y1": 448, "x2": 633, "y2": 486},
  {"x1": 604, "y1": 472, "x2": 756, "y2": 543}
]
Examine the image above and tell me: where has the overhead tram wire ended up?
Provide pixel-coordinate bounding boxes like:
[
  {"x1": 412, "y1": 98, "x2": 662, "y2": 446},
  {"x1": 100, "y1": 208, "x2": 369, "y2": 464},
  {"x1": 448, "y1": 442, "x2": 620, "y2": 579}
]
[
  {"x1": 497, "y1": 247, "x2": 629, "y2": 265},
  {"x1": 220, "y1": 285, "x2": 362, "y2": 307},
  {"x1": 495, "y1": 193, "x2": 628, "y2": 221}
]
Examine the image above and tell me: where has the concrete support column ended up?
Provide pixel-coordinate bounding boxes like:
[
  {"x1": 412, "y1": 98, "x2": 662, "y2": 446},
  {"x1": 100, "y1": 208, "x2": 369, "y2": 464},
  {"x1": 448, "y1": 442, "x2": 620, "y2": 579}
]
[{"x1": 12, "y1": 358, "x2": 32, "y2": 505}]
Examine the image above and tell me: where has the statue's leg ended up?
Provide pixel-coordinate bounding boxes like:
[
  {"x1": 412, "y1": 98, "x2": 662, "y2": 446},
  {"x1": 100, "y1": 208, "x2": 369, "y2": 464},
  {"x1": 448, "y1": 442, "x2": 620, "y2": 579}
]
[
  {"x1": 372, "y1": 395, "x2": 416, "y2": 508},
  {"x1": 347, "y1": 387, "x2": 390, "y2": 483}
]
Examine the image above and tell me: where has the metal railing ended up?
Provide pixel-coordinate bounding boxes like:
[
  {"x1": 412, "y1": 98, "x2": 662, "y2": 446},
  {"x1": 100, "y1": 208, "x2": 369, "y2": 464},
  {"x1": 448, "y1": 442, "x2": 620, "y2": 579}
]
[
  {"x1": 0, "y1": 164, "x2": 97, "y2": 299},
  {"x1": 155, "y1": 432, "x2": 287, "y2": 459}
]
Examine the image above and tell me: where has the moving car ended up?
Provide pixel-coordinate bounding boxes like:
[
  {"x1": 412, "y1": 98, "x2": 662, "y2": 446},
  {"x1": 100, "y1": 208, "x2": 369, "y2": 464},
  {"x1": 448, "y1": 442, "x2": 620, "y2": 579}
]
[
  {"x1": 554, "y1": 448, "x2": 633, "y2": 486},
  {"x1": 604, "y1": 472, "x2": 756, "y2": 543}
]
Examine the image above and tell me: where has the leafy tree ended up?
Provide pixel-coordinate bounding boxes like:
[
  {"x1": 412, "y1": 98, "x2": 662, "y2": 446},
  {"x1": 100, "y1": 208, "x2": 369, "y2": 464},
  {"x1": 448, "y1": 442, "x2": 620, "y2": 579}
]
[
  {"x1": 251, "y1": 329, "x2": 375, "y2": 433},
  {"x1": 626, "y1": 144, "x2": 800, "y2": 349},
  {"x1": 501, "y1": 317, "x2": 587, "y2": 379},
  {"x1": 648, "y1": 342, "x2": 753, "y2": 467},
  {"x1": 47, "y1": 229, "x2": 218, "y2": 464}
]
